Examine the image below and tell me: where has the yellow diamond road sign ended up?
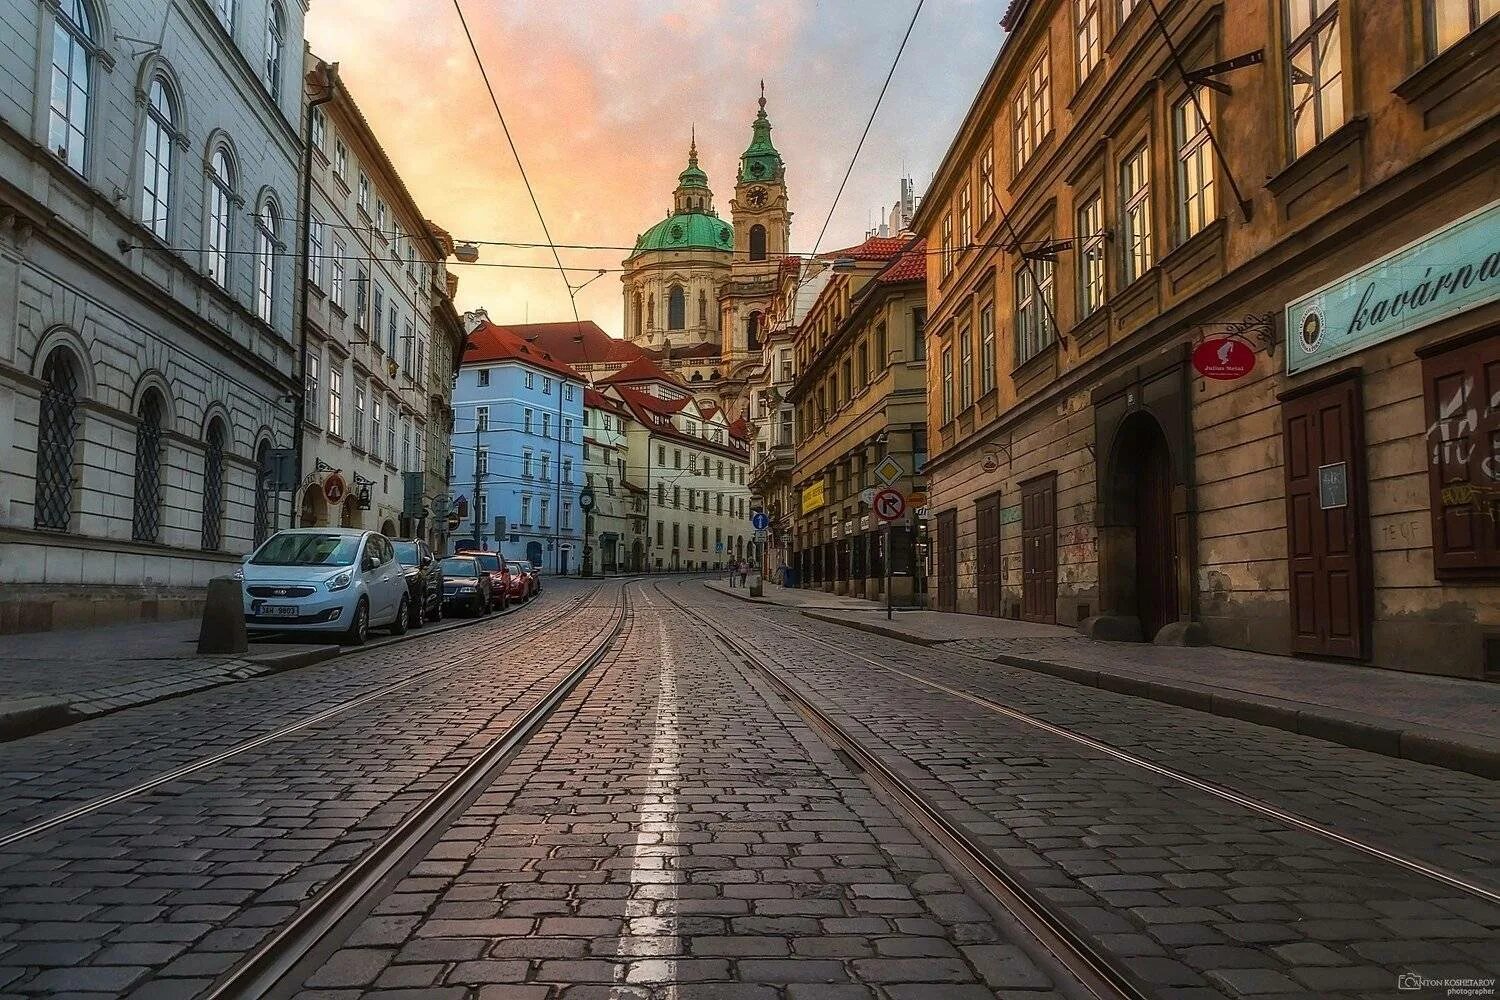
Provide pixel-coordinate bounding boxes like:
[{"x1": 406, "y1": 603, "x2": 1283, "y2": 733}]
[{"x1": 873, "y1": 456, "x2": 904, "y2": 486}]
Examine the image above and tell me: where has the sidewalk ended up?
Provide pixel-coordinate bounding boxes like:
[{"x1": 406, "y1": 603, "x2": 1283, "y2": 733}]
[
  {"x1": 0, "y1": 619, "x2": 340, "y2": 742},
  {"x1": 703, "y1": 579, "x2": 1500, "y2": 780}
]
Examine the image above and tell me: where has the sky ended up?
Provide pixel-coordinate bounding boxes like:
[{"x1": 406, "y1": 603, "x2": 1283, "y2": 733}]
[{"x1": 305, "y1": 0, "x2": 1002, "y2": 339}]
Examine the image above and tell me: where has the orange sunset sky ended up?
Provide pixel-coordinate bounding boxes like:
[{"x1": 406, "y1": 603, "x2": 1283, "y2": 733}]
[{"x1": 305, "y1": 1, "x2": 1002, "y2": 339}]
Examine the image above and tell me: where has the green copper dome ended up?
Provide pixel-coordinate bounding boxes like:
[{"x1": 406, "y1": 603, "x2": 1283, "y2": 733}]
[
  {"x1": 739, "y1": 85, "x2": 783, "y2": 183},
  {"x1": 678, "y1": 130, "x2": 709, "y2": 189},
  {"x1": 631, "y1": 213, "x2": 735, "y2": 256}
]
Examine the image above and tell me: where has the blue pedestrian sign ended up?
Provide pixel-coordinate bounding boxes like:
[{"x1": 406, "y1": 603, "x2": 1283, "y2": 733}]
[{"x1": 750, "y1": 511, "x2": 770, "y2": 532}]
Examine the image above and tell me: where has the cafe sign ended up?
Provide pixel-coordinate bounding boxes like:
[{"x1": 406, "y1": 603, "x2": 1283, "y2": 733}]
[
  {"x1": 800, "y1": 480, "x2": 826, "y2": 515},
  {"x1": 1285, "y1": 199, "x2": 1500, "y2": 375}
]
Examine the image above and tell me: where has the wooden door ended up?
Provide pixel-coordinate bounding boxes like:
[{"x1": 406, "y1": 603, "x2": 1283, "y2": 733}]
[
  {"x1": 1021, "y1": 475, "x2": 1057, "y2": 623},
  {"x1": 975, "y1": 494, "x2": 1001, "y2": 616},
  {"x1": 1134, "y1": 425, "x2": 1178, "y2": 639},
  {"x1": 936, "y1": 509, "x2": 958, "y2": 611},
  {"x1": 1282, "y1": 376, "x2": 1369, "y2": 659}
]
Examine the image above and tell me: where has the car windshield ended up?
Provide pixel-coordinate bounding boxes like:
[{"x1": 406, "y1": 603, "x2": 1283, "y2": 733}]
[
  {"x1": 392, "y1": 541, "x2": 421, "y2": 565},
  {"x1": 473, "y1": 553, "x2": 501, "y2": 571},
  {"x1": 439, "y1": 557, "x2": 479, "y2": 579},
  {"x1": 251, "y1": 532, "x2": 360, "y2": 567}
]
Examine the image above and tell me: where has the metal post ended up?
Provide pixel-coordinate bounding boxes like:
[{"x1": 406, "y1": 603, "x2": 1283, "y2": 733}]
[
  {"x1": 885, "y1": 523, "x2": 893, "y2": 621},
  {"x1": 471, "y1": 418, "x2": 481, "y2": 546}
]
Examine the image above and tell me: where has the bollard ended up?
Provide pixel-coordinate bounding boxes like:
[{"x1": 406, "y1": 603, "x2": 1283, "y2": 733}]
[
  {"x1": 198, "y1": 576, "x2": 249, "y2": 654},
  {"x1": 749, "y1": 574, "x2": 763, "y2": 598}
]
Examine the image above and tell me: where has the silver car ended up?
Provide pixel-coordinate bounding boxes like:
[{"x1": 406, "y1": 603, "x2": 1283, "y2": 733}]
[{"x1": 238, "y1": 528, "x2": 410, "y2": 644}]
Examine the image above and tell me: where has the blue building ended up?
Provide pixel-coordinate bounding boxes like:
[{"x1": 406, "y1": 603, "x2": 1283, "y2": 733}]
[{"x1": 450, "y1": 319, "x2": 586, "y2": 573}]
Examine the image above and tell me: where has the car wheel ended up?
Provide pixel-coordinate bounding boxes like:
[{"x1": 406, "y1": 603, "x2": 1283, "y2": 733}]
[
  {"x1": 344, "y1": 599, "x2": 370, "y2": 645},
  {"x1": 390, "y1": 597, "x2": 409, "y2": 636}
]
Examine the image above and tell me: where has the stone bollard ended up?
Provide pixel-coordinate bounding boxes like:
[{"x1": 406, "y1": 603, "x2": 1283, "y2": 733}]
[
  {"x1": 198, "y1": 576, "x2": 249, "y2": 654},
  {"x1": 749, "y1": 574, "x2": 763, "y2": 598}
]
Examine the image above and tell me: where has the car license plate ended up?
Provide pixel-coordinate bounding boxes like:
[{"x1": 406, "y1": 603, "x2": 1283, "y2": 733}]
[{"x1": 260, "y1": 604, "x2": 299, "y2": 619}]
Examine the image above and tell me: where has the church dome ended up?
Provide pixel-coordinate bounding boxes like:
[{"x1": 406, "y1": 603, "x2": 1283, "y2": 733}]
[{"x1": 631, "y1": 213, "x2": 735, "y2": 256}]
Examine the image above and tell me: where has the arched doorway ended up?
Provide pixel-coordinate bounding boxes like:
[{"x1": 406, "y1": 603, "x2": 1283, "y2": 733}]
[
  {"x1": 340, "y1": 496, "x2": 359, "y2": 528},
  {"x1": 631, "y1": 539, "x2": 643, "y2": 571},
  {"x1": 380, "y1": 518, "x2": 398, "y2": 537},
  {"x1": 526, "y1": 540, "x2": 543, "y2": 567},
  {"x1": 1108, "y1": 412, "x2": 1178, "y2": 640},
  {"x1": 300, "y1": 484, "x2": 328, "y2": 527}
]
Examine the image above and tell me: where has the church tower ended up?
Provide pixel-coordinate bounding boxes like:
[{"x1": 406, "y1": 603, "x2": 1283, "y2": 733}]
[{"x1": 730, "y1": 83, "x2": 791, "y2": 263}]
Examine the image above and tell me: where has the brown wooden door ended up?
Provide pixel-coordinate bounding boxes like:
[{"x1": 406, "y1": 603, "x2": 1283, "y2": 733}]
[
  {"x1": 1135, "y1": 424, "x2": 1178, "y2": 639},
  {"x1": 1021, "y1": 475, "x2": 1057, "y2": 623},
  {"x1": 975, "y1": 494, "x2": 1001, "y2": 616},
  {"x1": 1282, "y1": 376, "x2": 1369, "y2": 659},
  {"x1": 936, "y1": 509, "x2": 958, "y2": 611}
]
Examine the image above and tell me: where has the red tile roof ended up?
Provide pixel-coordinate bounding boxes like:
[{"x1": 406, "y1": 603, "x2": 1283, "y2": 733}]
[
  {"x1": 876, "y1": 238, "x2": 927, "y2": 284},
  {"x1": 496, "y1": 321, "x2": 646, "y2": 365},
  {"x1": 464, "y1": 321, "x2": 585, "y2": 381},
  {"x1": 823, "y1": 235, "x2": 910, "y2": 261},
  {"x1": 612, "y1": 386, "x2": 747, "y2": 458},
  {"x1": 584, "y1": 387, "x2": 631, "y2": 419},
  {"x1": 728, "y1": 417, "x2": 749, "y2": 442},
  {"x1": 601, "y1": 356, "x2": 684, "y2": 387}
]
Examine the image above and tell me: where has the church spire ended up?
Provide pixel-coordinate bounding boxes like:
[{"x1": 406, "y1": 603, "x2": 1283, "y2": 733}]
[
  {"x1": 739, "y1": 82, "x2": 783, "y2": 184},
  {"x1": 674, "y1": 127, "x2": 712, "y2": 214}
]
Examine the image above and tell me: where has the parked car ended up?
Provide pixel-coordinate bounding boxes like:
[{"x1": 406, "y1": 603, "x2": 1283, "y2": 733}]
[
  {"x1": 520, "y1": 560, "x2": 542, "y2": 595},
  {"x1": 239, "y1": 528, "x2": 409, "y2": 645},
  {"x1": 393, "y1": 539, "x2": 443, "y2": 626},
  {"x1": 505, "y1": 561, "x2": 534, "y2": 602},
  {"x1": 469, "y1": 552, "x2": 512, "y2": 612},
  {"x1": 439, "y1": 555, "x2": 492, "y2": 617}
]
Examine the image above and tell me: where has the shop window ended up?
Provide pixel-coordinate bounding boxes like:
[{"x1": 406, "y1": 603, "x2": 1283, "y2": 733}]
[{"x1": 1422, "y1": 332, "x2": 1500, "y2": 577}]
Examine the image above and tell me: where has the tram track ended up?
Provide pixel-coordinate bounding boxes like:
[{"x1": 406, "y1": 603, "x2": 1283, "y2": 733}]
[
  {"x1": 0, "y1": 586, "x2": 599, "y2": 850},
  {"x1": 703, "y1": 589, "x2": 1500, "y2": 907}
]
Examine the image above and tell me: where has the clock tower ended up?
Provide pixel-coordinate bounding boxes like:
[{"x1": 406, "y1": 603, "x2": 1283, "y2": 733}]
[{"x1": 730, "y1": 83, "x2": 791, "y2": 263}]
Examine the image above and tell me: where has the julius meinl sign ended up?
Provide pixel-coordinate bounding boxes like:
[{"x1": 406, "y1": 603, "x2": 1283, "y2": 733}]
[{"x1": 1285, "y1": 200, "x2": 1500, "y2": 375}]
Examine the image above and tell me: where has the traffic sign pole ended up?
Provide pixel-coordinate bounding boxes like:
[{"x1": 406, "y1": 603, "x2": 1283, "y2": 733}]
[{"x1": 885, "y1": 522, "x2": 893, "y2": 621}]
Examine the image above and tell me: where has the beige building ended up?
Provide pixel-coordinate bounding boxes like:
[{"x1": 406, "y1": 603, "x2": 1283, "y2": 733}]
[
  {"x1": 789, "y1": 237, "x2": 929, "y2": 601},
  {"x1": 916, "y1": 0, "x2": 1499, "y2": 678}
]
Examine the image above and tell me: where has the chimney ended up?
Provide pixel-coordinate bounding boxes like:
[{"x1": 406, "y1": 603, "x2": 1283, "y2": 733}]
[{"x1": 462, "y1": 307, "x2": 490, "y2": 333}]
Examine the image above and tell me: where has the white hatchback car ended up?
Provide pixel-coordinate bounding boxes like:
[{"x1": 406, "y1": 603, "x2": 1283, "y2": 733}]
[{"x1": 239, "y1": 528, "x2": 410, "y2": 644}]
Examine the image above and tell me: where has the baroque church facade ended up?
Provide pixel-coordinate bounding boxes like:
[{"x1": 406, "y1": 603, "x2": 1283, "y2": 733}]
[{"x1": 619, "y1": 89, "x2": 790, "y2": 421}]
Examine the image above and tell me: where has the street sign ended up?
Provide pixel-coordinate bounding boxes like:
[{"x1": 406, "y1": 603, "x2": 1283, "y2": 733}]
[
  {"x1": 873, "y1": 456, "x2": 905, "y2": 486},
  {"x1": 262, "y1": 448, "x2": 297, "y2": 491},
  {"x1": 716, "y1": 542, "x2": 724, "y2": 553},
  {"x1": 858, "y1": 487, "x2": 877, "y2": 505},
  {"x1": 750, "y1": 510, "x2": 771, "y2": 532},
  {"x1": 873, "y1": 487, "x2": 906, "y2": 523},
  {"x1": 402, "y1": 471, "x2": 425, "y2": 517}
]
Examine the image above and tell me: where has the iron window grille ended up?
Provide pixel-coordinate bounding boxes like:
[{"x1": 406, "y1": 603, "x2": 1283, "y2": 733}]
[
  {"x1": 131, "y1": 391, "x2": 165, "y2": 542},
  {"x1": 33, "y1": 347, "x2": 80, "y2": 531},
  {"x1": 201, "y1": 420, "x2": 226, "y2": 551}
]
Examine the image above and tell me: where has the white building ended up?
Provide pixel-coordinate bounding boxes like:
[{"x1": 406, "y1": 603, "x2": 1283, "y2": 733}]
[
  {"x1": 582, "y1": 388, "x2": 640, "y2": 573},
  {"x1": 298, "y1": 54, "x2": 463, "y2": 546},
  {"x1": 0, "y1": 0, "x2": 305, "y2": 631}
]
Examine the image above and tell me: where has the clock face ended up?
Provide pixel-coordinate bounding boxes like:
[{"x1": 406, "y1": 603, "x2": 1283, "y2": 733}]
[
  {"x1": 748, "y1": 187, "x2": 767, "y2": 208},
  {"x1": 750, "y1": 161, "x2": 766, "y2": 177}
]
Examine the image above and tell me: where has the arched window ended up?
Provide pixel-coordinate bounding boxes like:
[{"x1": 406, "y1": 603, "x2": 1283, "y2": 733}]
[
  {"x1": 749, "y1": 224, "x2": 767, "y2": 262},
  {"x1": 698, "y1": 289, "x2": 708, "y2": 326},
  {"x1": 131, "y1": 389, "x2": 166, "y2": 542},
  {"x1": 34, "y1": 347, "x2": 82, "y2": 530},
  {"x1": 646, "y1": 294, "x2": 654, "y2": 330},
  {"x1": 265, "y1": 3, "x2": 285, "y2": 99},
  {"x1": 255, "y1": 199, "x2": 277, "y2": 323},
  {"x1": 201, "y1": 418, "x2": 226, "y2": 551},
  {"x1": 632, "y1": 292, "x2": 642, "y2": 337},
  {"x1": 253, "y1": 439, "x2": 273, "y2": 546},
  {"x1": 207, "y1": 149, "x2": 234, "y2": 287},
  {"x1": 49, "y1": 0, "x2": 95, "y2": 174},
  {"x1": 668, "y1": 285, "x2": 685, "y2": 330},
  {"x1": 747, "y1": 311, "x2": 763, "y2": 352},
  {"x1": 141, "y1": 78, "x2": 176, "y2": 240}
]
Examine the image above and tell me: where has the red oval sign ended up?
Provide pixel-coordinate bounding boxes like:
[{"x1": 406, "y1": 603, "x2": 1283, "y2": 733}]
[
  {"x1": 1192, "y1": 337, "x2": 1256, "y2": 380},
  {"x1": 323, "y1": 473, "x2": 347, "y2": 505}
]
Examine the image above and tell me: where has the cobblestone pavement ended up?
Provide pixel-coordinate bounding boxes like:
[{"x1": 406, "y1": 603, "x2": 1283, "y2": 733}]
[
  {"x1": 675, "y1": 582, "x2": 1500, "y2": 998},
  {"x1": 289, "y1": 582, "x2": 1068, "y2": 1000}
]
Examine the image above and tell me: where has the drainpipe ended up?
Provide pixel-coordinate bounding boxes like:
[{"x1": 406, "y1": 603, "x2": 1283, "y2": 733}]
[{"x1": 291, "y1": 62, "x2": 338, "y2": 527}]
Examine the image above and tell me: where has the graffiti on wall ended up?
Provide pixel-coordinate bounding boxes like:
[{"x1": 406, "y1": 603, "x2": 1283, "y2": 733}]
[{"x1": 1427, "y1": 372, "x2": 1500, "y2": 521}]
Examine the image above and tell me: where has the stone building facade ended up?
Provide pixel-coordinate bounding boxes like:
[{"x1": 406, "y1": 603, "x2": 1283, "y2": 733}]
[
  {"x1": 917, "y1": 0, "x2": 1499, "y2": 677},
  {"x1": 0, "y1": 0, "x2": 305, "y2": 631}
]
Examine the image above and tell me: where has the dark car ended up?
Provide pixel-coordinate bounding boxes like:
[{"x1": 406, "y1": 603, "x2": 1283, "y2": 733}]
[
  {"x1": 439, "y1": 556, "x2": 491, "y2": 617},
  {"x1": 392, "y1": 539, "x2": 442, "y2": 626},
  {"x1": 505, "y1": 561, "x2": 533, "y2": 602},
  {"x1": 469, "y1": 552, "x2": 512, "y2": 612}
]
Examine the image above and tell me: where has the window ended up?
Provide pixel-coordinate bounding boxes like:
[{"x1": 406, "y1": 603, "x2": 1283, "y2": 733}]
[
  {"x1": 475, "y1": 406, "x2": 489, "y2": 432},
  {"x1": 913, "y1": 308, "x2": 927, "y2": 362},
  {"x1": 1285, "y1": 0, "x2": 1345, "y2": 159},
  {"x1": 387, "y1": 302, "x2": 398, "y2": 357},
  {"x1": 215, "y1": 0, "x2": 234, "y2": 29},
  {"x1": 565, "y1": 384, "x2": 574, "y2": 401},
  {"x1": 1013, "y1": 52, "x2": 1052, "y2": 172},
  {"x1": 207, "y1": 150, "x2": 234, "y2": 287},
  {"x1": 979, "y1": 305, "x2": 996, "y2": 395},
  {"x1": 131, "y1": 390, "x2": 166, "y2": 542},
  {"x1": 335, "y1": 139, "x2": 348, "y2": 179},
  {"x1": 668, "y1": 285, "x2": 686, "y2": 329},
  {"x1": 33, "y1": 348, "x2": 80, "y2": 530},
  {"x1": 688, "y1": 525, "x2": 696, "y2": 549},
  {"x1": 1422, "y1": 336, "x2": 1500, "y2": 576},
  {"x1": 265, "y1": 3, "x2": 285, "y2": 98},
  {"x1": 657, "y1": 483, "x2": 665, "y2": 506},
  {"x1": 563, "y1": 501, "x2": 572, "y2": 531},
  {"x1": 253, "y1": 441, "x2": 272, "y2": 546},
  {"x1": 1078, "y1": 191, "x2": 1106, "y2": 316},
  {"x1": 688, "y1": 489, "x2": 697, "y2": 511},
  {"x1": 858, "y1": 342, "x2": 869, "y2": 387},
  {"x1": 477, "y1": 368, "x2": 490, "y2": 387},
  {"x1": 959, "y1": 183, "x2": 972, "y2": 253},
  {"x1": 328, "y1": 368, "x2": 342, "y2": 436},
  {"x1": 979, "y1": 147, "x2": 995, "y2": 225},
  {"x1": 372, "y1": 286, "x2": 384, "y2": 342},
  {"x1": 1016, "y1": 258, "x2": 1056, "y2": 364},
  {"x1": 1119, "y1": 0, "x2": 1139, "y2": 23},
  {"x1": 1427, "y1": 0, "x2": 1498, "y2": 55},
  {"x1": 1120, "y1": 143, "x2": 1153, "y2": 284},
  {"x1": 542, "y1": 413, "x2": 551, "y2": 438},
  {"x1": 305, "y1": 353, "x2": 320, "y2": 425},
  {"x1": 475, "y1": 445, "x2": 488, "y2": 477},
  {"x1": 959, "y1": 327, "x2": 974, "y2": 411},
  {"x1": 540, "y1": 454, "x2": 550, "y2": 481},
  {"x1": 353, "y1": 385, "x2": 366, "y2": 449},
  {"x1": 750, "y1": 224, "x2": 768, "y2": 261},
  {"x1": 658, "y1": 445, "x2": 666, "y2": 465},
  {"x1": 674, "y1": 449, "x2": 682, "y2": 469},
  {"x1": 141, "y1": 79, "x2": 175, "y2": 239},
  {"x1": 674, "y1": 486, "x2": 681, "y2": 508},
  {"x1": 331, "y1": 240, "x2": 347, "y2": 308},
  {"x1": 539, "y1": 498, "x2": 549, "y2": 528},
  {"x1": 255, "y1": 200, "x2": 277, "y2": 323},
  {"x1": 656, "y1": 520, "x2": 664, "y2": 545},
  {"x1": 524, "y1": 408, "x2": 533, "y2": 434},
  {"x1": 371, "y1": 399, "x2": 382, "y2": 461},
  {"x1": 308, "y1": 217, "x2": 323, "y2": 288},
  {"x1": 353, "y1": 264, "x2": 366, "y2": 321},
  {"x1": 201, "y1": 419, "x2": 226, "y2": 551},
  {"x1": 525, "y1": 371, "x2": 534, "y2": 390},
  {"x1": 403, "y1": 320, "x2": 414, "y2": 371},
  {"x1": 563, "y1": 417, "x2": 574, "y2": 442},
  {"x1": 386, "y1": 404, "x2": 396, "y2": 464},
  {"x1": 310, "y1": 105, "x2": 325, "y2": 151},
  {"x1": 941, "y1": 345, "x2": 954, "y2": 424},
  {"x1": 474, "y1": 491, "x2": 487, "y2": 525},
  {"x1": 1174, "y1": 90, "x2": 1216, "y2": 242},
  {"x1": 543, "y1": 377, "x2": 552, "y2": 395},
  {"x1": 49, "y1": 0, "x2": 94, "y2": 174},
  {"x1": 563, "y1": 458, "x2": 573, "y2": 484},
  {"x1": 523, "y1": 449, "x2": 534, "y2": 478},
  {"x1": 358, "y1": 172, "x2": 371, "y2": 214},
  {"x1": 521, "y1": 494, "x2": 532, "y2": 525},
  {"x1": 1076, "y1": 0, "x2": 1102, "y2": 82},
  {"x1": 941, "y1": 213, "x2": 954, "y2": 278},
  {"x1": 376, "y1": 199, "x2": 387, "y2": 234},
  {"x1": 672, "y1": 523, "x2": 680, "y2": 547}
]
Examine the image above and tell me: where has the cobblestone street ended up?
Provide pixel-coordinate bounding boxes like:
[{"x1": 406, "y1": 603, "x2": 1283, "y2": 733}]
[{"x1": 0, "y1": 579, "x2": 1495, "y2": 999}]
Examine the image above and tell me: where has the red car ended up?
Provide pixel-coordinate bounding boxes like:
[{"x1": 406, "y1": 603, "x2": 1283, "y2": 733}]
[
  {"x1": 469, "y1": 552, "x2": 512, "y2": 612},
  {"x1": 506, "y1": 561, "x2": 535, "y2": 602}
]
